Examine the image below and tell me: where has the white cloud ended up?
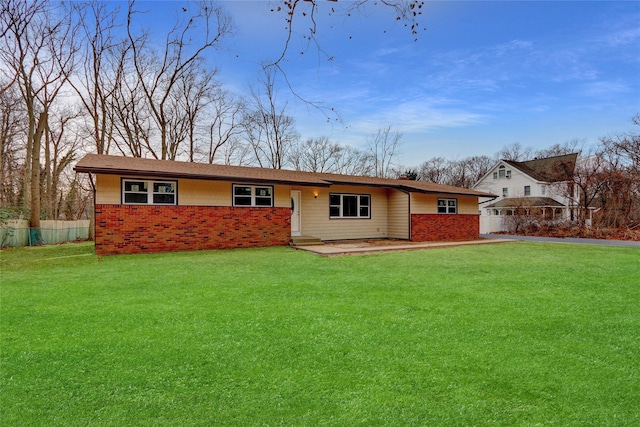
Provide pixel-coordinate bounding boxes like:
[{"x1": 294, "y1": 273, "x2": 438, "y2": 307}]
[
  {"x1": 345, "y1": 97, "x2": 488, "y2": 135},
  {"x1": 581, "y1": 80, "x2": 631, "y2": 98}
]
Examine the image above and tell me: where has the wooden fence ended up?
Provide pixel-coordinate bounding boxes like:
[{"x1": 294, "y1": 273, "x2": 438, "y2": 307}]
[{"x1": 0, "y1": 220, "x2": 91, "y2": 247}]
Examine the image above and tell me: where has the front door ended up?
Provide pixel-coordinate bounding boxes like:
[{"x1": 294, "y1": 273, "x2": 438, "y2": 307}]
[{"x1": 291, "y1": 190, "x2": 301, "y2": 236}]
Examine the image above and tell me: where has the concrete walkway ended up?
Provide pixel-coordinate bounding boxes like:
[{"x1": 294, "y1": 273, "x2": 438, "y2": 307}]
[
  {"x1": 293, "y1": 238, "x2": 512, "y2": 257},
  {"x1": 480, "y1": 233, "x2": 640, "y2": 248}
]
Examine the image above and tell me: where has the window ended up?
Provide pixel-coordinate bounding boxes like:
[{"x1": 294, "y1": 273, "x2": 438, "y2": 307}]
[
  {"x1": 498, "y1": 165, "x2": 511, "y2": 179},
  {"x1": 524, "y1": 185, "x2": 531, "y2": 196},
  {"x1": 437, "y1": 198, "x2": 457, "y2": 214},
  {"x1": 122, "y1": 179, "x2": 176, "y2": 205},
  {"x1": 330, "y1": 193, "x2": 370, "y2": 218},
  {"x1": 541, "y1": 185, "x2": 546, "y2": 195},
  {"x1": 502, "y1": 187, "x2": 508, "y2": 197},
  {"x1": 233, "y1": 185, "x2": 273, "y2": 207}
]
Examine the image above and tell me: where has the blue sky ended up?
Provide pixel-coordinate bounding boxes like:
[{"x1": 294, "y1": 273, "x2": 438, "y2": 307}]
[{"x1": 137, "y1": 1, "x2": 640, "y2": 166}]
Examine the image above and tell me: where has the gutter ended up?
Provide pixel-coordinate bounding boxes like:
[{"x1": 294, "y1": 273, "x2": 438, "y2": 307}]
[{"x1": 73, "y1": 166, "x2": 332, "y2": 188}]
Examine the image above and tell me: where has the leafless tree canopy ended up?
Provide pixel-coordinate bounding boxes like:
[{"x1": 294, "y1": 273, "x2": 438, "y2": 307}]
[
  {"x1": 243, "y1": 68, "x2": 300, "y2": 169},
  {"x1": 366, "y1": 126, "x2": 402, "y2": 178}
]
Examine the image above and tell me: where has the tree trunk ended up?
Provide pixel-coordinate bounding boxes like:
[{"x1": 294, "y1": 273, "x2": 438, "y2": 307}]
[
  {"x1": 30, "y1": 112, "x2": 46, "y2": 231},
  {"x1": 44, "y1": 123, "x2": 52, "y2": 219}
]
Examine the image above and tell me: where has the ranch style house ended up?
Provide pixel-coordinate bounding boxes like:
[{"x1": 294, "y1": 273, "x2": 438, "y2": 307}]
[{"x1": 74, "y1": 154, "x2": 495, "y2": 255}]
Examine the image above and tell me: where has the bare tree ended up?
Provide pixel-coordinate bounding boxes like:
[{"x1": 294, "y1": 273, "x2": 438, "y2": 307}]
[
  {"x1": 269, "y1": 0, "x2": 425, "y2": 63},
  {"x1": 601, "y1": 114, "x2": 640, "y2": 174},
  {"x1": 167, "y1": 66, "x2": 218, "y2": 161},
  {"x1": 266, "y1": 0, "x2": 425, "y2": 111},
  {"x1": 333, "y1": 145, "x2": 372, "y2": 176},
  {"x1": 598, "y1": 114, "x2": 640, "y2": 228},
  {"x1": 418, "y1": 157, "x2": 449, "y2": 184},
  {"x1": 218, "y1": 137, "x2": 254, "y2": 166},
  {"x1": 0, "y1": 84, "x2": 25, "y2": 210},
  {"x1": 290, "y1": 136, "x2": 342, "y2": 172},
  {"x1": 111, "y1": 47, "x2": 152, "y2": 158},
  {"x1": 243, "y1": 67, "x2": 300, "y2": 169},
  {"x1": 42, "y1": 110, "x2": 81, "y2": 219},
  {"x1": 497, "y1": 142, "x2": 534, "y2": 162},
  {"x1": 206, "y1": 89, "x2": 246, "y2": 164},
  {"x1": 534, "y1": 139, "x2": 583, "y2": 159},
  {"x1": 125, "y1": 0, "x2": 232, "y2": 160},
  {"x1": 0, "y1": 0, "x2": 77, "y2": 233},
  {"x1": 67, "y1": 1, "x2": 128, "y2": 155},
  {"x1": 567, "y1": 150, "x2": 610, "y2": 228},
  {"x1": 465, "y1": 155, "x2": 495, "y2": 187},
  {"x1": 30, "y1": 112, "x2": 47, "y2": 230},
  {"x1": 366, "y1": 126, "x2": 402, "y2": 178}
]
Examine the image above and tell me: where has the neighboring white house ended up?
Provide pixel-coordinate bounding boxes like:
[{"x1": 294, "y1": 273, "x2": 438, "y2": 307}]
[{"x1": 473, "y1": 153, "x2": 578, "y2": 233}]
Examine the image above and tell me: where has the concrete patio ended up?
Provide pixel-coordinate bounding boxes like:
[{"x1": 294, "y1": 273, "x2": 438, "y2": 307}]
[{"x1": 292, "y1": 237, "x2": 512, "y2": 257}]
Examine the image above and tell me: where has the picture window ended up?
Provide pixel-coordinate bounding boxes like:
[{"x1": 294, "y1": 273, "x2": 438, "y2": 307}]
[{"x1": 330, "y1": 193, "x2": 371, "y2": 219}]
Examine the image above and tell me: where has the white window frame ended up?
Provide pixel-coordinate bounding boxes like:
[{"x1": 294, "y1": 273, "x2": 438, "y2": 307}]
[
  {"x1": 524, "y1": 185, "x2": 531, "y2": 196},
  {"x1": 122, "y1": 179, "x2": 177, "y2": 205},
  {"x1": 498, "y1": 165, "x2": 512, "y2": 179},
  {"x1": 503, "y1": 187, "x2": 509, "y2": 197},
  {"x1": 329, "y1": 193, "x2": 371, "y2": 219},
  {"x1": 437, "y1": 198, "x2": 457, "y2": 214},
  {"x1": 232, "y1": 184, "x2": 274, "y2": 207}
]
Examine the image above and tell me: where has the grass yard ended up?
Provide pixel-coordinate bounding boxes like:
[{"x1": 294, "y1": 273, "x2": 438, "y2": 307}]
[{"x1": 1, "y1": 242, "x2": 639, "y2": 426}]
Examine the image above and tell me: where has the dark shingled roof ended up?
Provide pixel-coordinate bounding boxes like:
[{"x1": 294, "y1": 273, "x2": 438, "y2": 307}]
[
  {"x1": 74, "y1": 154, "x2": 496, "y2": 198},
  {"x1": 503, "y1": 153, "x2": 578, "y2": 182},
  {"x1": 484, "y1": 197, "x2": 566, "y2": 209}
]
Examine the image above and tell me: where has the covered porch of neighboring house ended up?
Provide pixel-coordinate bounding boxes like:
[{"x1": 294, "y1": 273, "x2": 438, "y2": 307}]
[
  {"x1": 483, "y1": 197, "x2": 568, "y2": 220},
  {"x1": 480, "y1": 197, "x2": 571, "y2": 233}
]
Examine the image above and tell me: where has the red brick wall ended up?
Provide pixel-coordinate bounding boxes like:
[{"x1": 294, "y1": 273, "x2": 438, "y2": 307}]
[
  {"x1": 411, "y1": 214, "x2": 479, "y2": 242},
  {"x1": 94, "y1": 204, "x2": 291, "y2": 255}
]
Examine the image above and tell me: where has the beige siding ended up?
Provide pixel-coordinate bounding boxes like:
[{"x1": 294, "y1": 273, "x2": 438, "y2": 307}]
[
  {"x1": 96, "y1": 174, "x2": 291, "y2": 207},
  {"x1": 387, "y1": 189, "x2": 409, "y2": 239},
  {"x1": 410, "y1": 193, "x2": 478, "y2": 215},
  {"x1": 96, "y1": 174, "x2": 121, "y2": 204},
  {"x1": 273, "y1": 185, "x2": 292, "y2": 208},
  {"x1": 180, "y1": 179, "x2": 231, "y2": 206},
  {"x1": 296, "y1": 185, "x2": 389, "y2": 241},
  {"x1": 410, "y1": 193, "x2": 438, "y2": 214},
  {"x1": 458, "y1": 196, "x2": 479, "y2": 214}
]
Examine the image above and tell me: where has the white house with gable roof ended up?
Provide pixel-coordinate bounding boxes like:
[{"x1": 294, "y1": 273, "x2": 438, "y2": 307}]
[{"x1": 473, "y1": 153, "x2": 579, "y2": 233}]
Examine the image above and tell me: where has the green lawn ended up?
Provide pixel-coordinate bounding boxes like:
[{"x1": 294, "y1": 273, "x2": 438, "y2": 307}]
[{"x1": 1, "y1": 242, "x2": 639, "y2": 426}]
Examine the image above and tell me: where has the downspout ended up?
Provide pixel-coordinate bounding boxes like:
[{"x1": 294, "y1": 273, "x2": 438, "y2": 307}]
[
  {"x1": 407, "y1": 191, "x2": 411, "y2": 241},
  {"x1": 88, "y1": 173, "x2": 96, "y2": 242}
]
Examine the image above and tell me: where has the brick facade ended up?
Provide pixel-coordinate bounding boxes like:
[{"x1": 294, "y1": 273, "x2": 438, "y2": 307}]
[
  {"x1": 411, "y1": 214, "x2": 479, "y2": 242},
  {"x1": 94, "y1": 204, "x2": 291, "y2": 255}
]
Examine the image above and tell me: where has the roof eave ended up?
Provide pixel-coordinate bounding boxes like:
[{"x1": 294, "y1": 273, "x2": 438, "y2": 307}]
[
  {"x1": 73, "y1": 166, "x2": 332, "y2": 187},
  {"x1": 397, "y1": 185, "x2": 497, "y2": 198}
]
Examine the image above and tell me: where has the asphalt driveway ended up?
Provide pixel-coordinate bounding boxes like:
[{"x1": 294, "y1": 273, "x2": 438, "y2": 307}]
[{"x1": 480, "y1": 234, "x2": 640, "y2": 248}]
